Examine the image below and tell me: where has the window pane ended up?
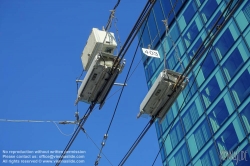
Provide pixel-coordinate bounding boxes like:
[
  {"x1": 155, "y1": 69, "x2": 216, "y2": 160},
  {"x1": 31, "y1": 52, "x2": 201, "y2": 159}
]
[
  {"x1": 195, "y1": 50, "x2": 217, "y2": 87},
  {"x1": 160, "y1": 0, "x2": 174, "y2": 24},
  {"x1": 240, "y1": 102, "x2": 250, "y2": 134},
  {"x1": 208, "y1": 92, "x2": 235, "y2": 133},
  {"x1": 216, "y1": 117, "x2": 245, "y2": 156},
  {"x1": 183, "y1": 15, "x2": 203, "y2": 48},
  {"x1": 187, "y1": 31, "x2": 206, "y2": 60},
  {"x1": 214, "y1": 21, "x2": 240, "y2": 60},
  {"x1": 170, "y1": 143, "x2": 190, "y2": 166},
  {"x1": 222, "y1": 41, "x2": 250, "y2": 82},
  {"x1": 181, "y1": 96, "x2": 203, "y2": 133},
  {"x1": 230, "y1": 66, "x2": 250, "y2": 106},
  {"x1": 182, "y1": 74, "x2": 198, "y2": 102},
  {"x1": 170, "y1": 121, "x2": 184, "y2": 148},
  {"x1": 245, "y1": 29, "x2": 250, "y2": 49},
  {"x1": 235, "y1": 1, "x2": 250, "y2": 32},
  {"x1": 201, "y1": 70, "x2": 226, "y2": 108},
  {"x1": 200, "y1": 0, "x2": 221, "y2": 23},
  {"x1": 188, "y1": 119, "x2": 212, "y2": 157},
  {"x1": 169, "y1": 22, "x2": 180, "y2": 42},
  {"x1": 141, "y1": 22, "x2": 151, "y2": 48},
  {"x1": 195, "y1": 0, "x2": 205, "y2": 8},
  {"x1": 153, "y1": 0, "x2": 166, "y2": 36},
  {"x1": 178, "y1": 1, "x2": 197, "y2": 32},
  {"x1": 206, "y1": 5, "x2": 225, "y2": 33},
  {"x1": 198, "y1": 144, "x2": 220, "y2": 166},
  {"x1": 148, "y1": 11, "x2": 159, "y2": 48}
]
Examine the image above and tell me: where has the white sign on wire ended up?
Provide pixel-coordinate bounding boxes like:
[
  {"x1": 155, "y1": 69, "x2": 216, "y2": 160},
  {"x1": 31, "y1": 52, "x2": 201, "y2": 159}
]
[{"x1": 142, "y1": 48, "x2": 160, "y2": 58}]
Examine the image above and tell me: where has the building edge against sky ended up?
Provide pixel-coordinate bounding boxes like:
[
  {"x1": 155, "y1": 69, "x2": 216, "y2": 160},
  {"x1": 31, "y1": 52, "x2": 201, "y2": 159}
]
[{"x1": 138, "y1": 0, "x2": 250, "y2": 166}]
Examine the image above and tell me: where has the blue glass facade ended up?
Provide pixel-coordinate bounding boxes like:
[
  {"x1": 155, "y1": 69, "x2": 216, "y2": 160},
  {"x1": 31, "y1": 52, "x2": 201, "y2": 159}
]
[{"x1": 139, "y1": 0, "x2": 250, "y2": 165}]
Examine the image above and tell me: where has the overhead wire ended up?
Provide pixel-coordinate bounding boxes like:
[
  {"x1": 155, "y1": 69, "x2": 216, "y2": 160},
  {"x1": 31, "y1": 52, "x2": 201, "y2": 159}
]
[
  {"x1": 53, "y1": 122, "x2": 76, "y2": 137},
  {"x1": 57, "y1": 0, "x2": 180, "y2": 164},
  {"x1": 117, "y1": 0, "x2": 242, "y2": 165},
  {"x1": 175, "y1": 0, "x2": 240, "y2": 87},
  {"x1": 0, "y1": 119, "x2": 60, "y2": 123},
  {"x1": 0, "y1": 119, "x2": 77, "y2": 136},
  {"x1": 55, "y1": 103, "x2": 96, "y2": 166},
  {"x1": 79, "y1": 127, "x2": 114, "y2": 166},
  {"x1": 56, "y1": 0, "x2": 128, "y2": 165},
  {"x1": 151, "y1": 0, "x2": 242, "y2": 164},
  {"x1": 105, "y1": 0, "x2": 121, "y2": 31},
  {"x1": 94, "y1": 6, "x2": 152, "y2": 165},
  {"x1": 117, "y1": 0, "x2": 182, "y2": 164},
  {"x1": 151, "y1": 46, "x2": 213, "y2": 165}
]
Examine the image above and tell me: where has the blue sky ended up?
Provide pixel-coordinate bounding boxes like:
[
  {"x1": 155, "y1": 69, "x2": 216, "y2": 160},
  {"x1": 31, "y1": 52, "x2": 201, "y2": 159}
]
[{"x1": 0, "y1": 0, "x2": 162, "y2": 165}]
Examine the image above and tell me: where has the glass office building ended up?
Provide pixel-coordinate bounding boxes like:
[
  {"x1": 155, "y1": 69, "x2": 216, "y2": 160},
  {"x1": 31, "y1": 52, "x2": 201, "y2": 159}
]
[{"x1": 138, "y1": 0, "x2": 250, "y2": 165}]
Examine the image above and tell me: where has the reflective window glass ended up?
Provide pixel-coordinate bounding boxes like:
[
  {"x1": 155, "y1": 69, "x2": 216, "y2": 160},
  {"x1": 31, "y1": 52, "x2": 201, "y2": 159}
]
[
  {"x1": 216, "y1": 117, "x2": 245, "y2": 157},
  {"x1": 235, "y1": 1, "x2": 250, "y2": 32},
  {"x1": 169, "y1": 0, "x2": 182, "y2": 17},
  {"x1": 148, "y1": 11, "x2": 159, "y2": 48},
  {"x1": 240, "y1": 102, "x2": 250, "y2": 134},
  {"x1": 208, "y1": 91, "x2": 235, "y2": 133},
  {"x1": 160, "y1": 0, "x2": 174, "y2": 23},
  {"x1": 170, "y1": 121, "x2": 184, "y2": 148},
  {"x1": 175, "y1": 143, "x2": 190, "y2": 166},
  {"x1": 183, "y1": 15, "x2": 203, "y2": 48},
  {"x1": 178, "y1": 1, "x2": 197, "y2": 32},
  {"x1": 187, "y1": 31, "x2": 206, "y2": 60},
  {"x1": 182, "y1": 74, "x2": 198, "y2": 102},
  {"x1": 200, "y1": 0, "x2": 222, "y2": 23},
  {"x1": 201, "y1": 70, "x2": 226, "y2": 108},
  {"x1": 188, "y1": 119, "x2": 212, "y2": 157},
  {"x1": 153, "y1": 0, "x2": 166, "y2": 36},
  {"x1": 195, "y1": 0, "x2": 205, "y2": 8},
  {"x1": 231, "y1": 66, "x2": 250, "y2": 106},
  {"x1": 222, "y1": 140, "x2": 250, "y2": 165},
  {"x1": 162, "y1": 107, "x2": 177, "y2": 132},
  {"x1": 222, "y1": 41, "x2": 250, "y2": 82},
  {"x1": 214, "y1": 21, "x2": 240, "y2": 60},
  {"x1": 167, "y1": 49, "x2": 178, "y2": 70},
  {"x1": 155, "y1": 120, "x2": 163, "y2": 139},
  {"x1": 195, "y1": 50, "x2": 217, "y2": 87},
  {"x1": 168, "y1": 143, "x2": 190, "y2": 166},
  {"x1": 181, "y1": 96, "x2": 203, "y2": 133},
  {"x1": 141, "y1": 22, "x2": 151, "y2": 48},
  {"x1": 159, "y1": 139, "x2": 167, "y2": 162},
  {"x1": 206, "y1": 5, "x2": 225, "y2": 33},
  {"x1": 169, "y1": 23, "x2": 180, "y2": 42},
  {"x1": 194, "y1": 144, "x2": 220, "y2": 166},
  {"x1": 245, "y1": 29, "x2": 250, "y2": 49}
]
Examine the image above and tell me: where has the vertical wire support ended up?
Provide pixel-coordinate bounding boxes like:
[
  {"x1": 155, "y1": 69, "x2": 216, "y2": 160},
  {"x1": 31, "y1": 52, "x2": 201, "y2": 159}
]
[
  {"x1": 162, "y1": 19, "x2": 169, "y2": 70},
  {"x1": 99, "y1": 10, "x2": 116, "y2": 66},
  {"x1": 113, "y1": 17, "x2": 122, "y2": 54}
]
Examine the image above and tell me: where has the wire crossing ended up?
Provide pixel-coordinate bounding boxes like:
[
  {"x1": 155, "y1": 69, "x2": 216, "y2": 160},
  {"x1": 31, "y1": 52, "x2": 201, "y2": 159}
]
[
  {"x1": 55, "y1": 0, "x2": 152, "y2": 164},
  {"x1": 151, "y1": 0, "x2": 242, "y2": 164},
  {"x1": 94, "y1": 9, "x2": 151, "y2": 166},
  {"x1": 55, "y1": 103, "x2": 96, "y2": 166},
  {"x1": 117, "y1": 0, "x2": 243, "y2": 165}
]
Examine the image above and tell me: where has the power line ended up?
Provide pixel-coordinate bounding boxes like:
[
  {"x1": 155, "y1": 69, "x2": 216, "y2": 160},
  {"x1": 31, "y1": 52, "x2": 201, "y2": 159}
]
[
  {"x1": 0, "y1": 119, "x2": 60, "y2": 123},
  {"x1": 94, "y1": 11, "x2": 151, "y2": 166},
  {"x1": 105, "y1": 0, "x2": 121, "y2": 31},
  {"x1": 55, "y1": 103, "x2": 95, "y2": 166},
  {"x1": 117, "y1": 0, "x2": 243, "y2": 165},
  {"x1": 151, "y1": 0, "x2": 242, "y2": 164},
  {"x1": 79, "y1": 127, "x2": 114, "y2": 166},
  {"x1": 175, "y1": 0, "x2": 241, "y2": 87},
  {"x1": 151, "y1": 46, "x2": 213, "y2": 165}
]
